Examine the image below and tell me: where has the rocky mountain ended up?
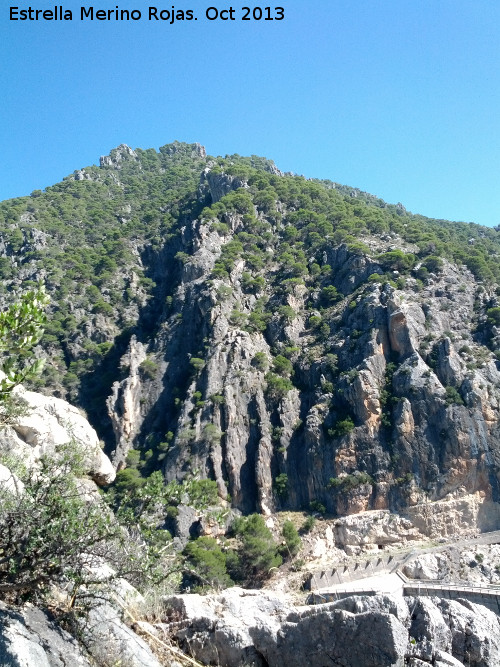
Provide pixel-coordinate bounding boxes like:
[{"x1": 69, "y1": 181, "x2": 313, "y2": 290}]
[{"x1": 1, "y1": 141, "x2": 500, "y2": 536}]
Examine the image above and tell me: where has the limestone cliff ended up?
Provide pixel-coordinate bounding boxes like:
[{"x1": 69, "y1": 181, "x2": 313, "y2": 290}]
[{"x1": 103, "y1": 169, "x2": 500, "y2": 530}]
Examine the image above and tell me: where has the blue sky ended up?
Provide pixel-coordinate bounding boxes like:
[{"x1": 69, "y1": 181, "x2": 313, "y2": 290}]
[{"x1": 1, "y1": 0, "x2": 500, "y2": 227}]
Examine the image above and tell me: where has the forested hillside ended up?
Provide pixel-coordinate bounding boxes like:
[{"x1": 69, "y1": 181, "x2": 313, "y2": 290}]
[{"x1": 1, "y1": 141, "x2": 500, "y2": 526}]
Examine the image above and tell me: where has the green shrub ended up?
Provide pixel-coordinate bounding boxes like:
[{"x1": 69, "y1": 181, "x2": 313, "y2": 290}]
[
  {"x1": 247, "y1": 310, "x2": 270, "y2": 332},
  {"x1": 184, "y1": 479, "x2": 219, "y2": 508},
  {"x1": 114, "y1": 467, "x2": 145, "y2": 494},
  {"x1": 309, "y1": 501, "x2": 326, "y2": 515},
  {"x1": 0, "y1": 285, "x2": 48, "y2": 401},
  {"x1": 278, "y1": 305, "x2": 296, "y2": 322},
  {"x1": 230, "y1": 514, "x2": 282, "y2": 583},
  {"x1": 190, "y1": 357, "x2": 205, "y2": 373},
  {"x1": 202, "y1": 423, "x2": 223, "y2": 445},
  {"x1": 445, "y1": 386, "x2": 464, "y2": 405},
  {"x1": 368, "y1": 273, "x2": 384, "y2": 283},
  {"x1": 328, "y1": 416, "x2": 355, "y2": 438},
  {"x1": 265, "y1": 373, "x2": 293, "y2": 399},
  {"x1": 93, "y1": 300, "x2": 114, "y2": 316},
  {"x1": 183, "y1": 537, "x2": 233, "y2": 590},
  {"x1": 274, "y1": 472, "x2": 289, "y2": 498},
  {"x1": 280, "y1": 520, "x2": 301, "y2": 557},
  {"x1": 487, "y1": 307, "x2": 500, "y2": 326},
  {"x1": 320, "y1": 285, "x2": 341, "y2": 305},
  {"x1": 0, "y1": 444, "x2": 162, "y2": 601},
  {"x1": 252, "y1": 352, "x2": 268, "y2": 371},
  {"x1": 139, "y1": 358, "x2": 158, "y2": 380},
  {"x1": 272, "y1": 355, "x2": 293, "y2": 377},
  {"x1": 377, "y1": 249, "x2": 416, "y2": 272},
  {"x1": 422, "y1": 255, "x2": 444, "y2": 273},
  {"x1": 328, "y1": 472, "x2": 374, "y2": 491},
  {"x1": 301, "y1": 515, "x2": 316, "y2": 533}
]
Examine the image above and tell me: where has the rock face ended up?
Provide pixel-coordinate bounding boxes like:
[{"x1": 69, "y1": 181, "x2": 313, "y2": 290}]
[
  {"x1": 0, "y1": 602, "x2": 92, "y2": 666},
  {"x1": 0, "y1": 599, "x2": 162, "y2": 667},
  {"x1": 82, "y1": 602, "x2": 162, "y2": 667},
  {"x1": 126, "y1": 223, "x2": 500, "y2": 531},
  {"x1": 100, "y1": 170, "x2": 500, "y2": 530},
  {"x1": 0, "y1": 383, "x2": 115, "y2": 486},
  {"x1": 403, "y1": 553, "x2": 449, "y2": 580},
  {"x1": 107, "y1": 334, "x2": 148, "y2": 468},
  {"x1": 163, "y1": 588, "x2": 500, "y2": 667},
  {"x1": 334, "y1": 509, "x2": 423, "y2": 548}
]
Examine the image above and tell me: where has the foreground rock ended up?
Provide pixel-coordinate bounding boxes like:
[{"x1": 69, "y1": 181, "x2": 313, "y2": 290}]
[
  {"x1": 0, "y1": 602, "x2": 92, "y2": 667},
  {"x1": 163, "y1": 588, "x2": 500, "y2": 667},
  {"x1": 0, "y1": 598, "x2": 163, "y2": 667},
  {"x1": 83, "y1": 601, "x2": 162, "y2": 667}
]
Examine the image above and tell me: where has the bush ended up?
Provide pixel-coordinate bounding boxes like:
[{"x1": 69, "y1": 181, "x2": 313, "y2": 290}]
[
  {"x1": 368, "y1": 273, "x2": 384, "y2": 283},
  {"x1": 487, "y1": 307, "x2": 500, "y2": 326},
  {"x1": 92, "y1": 299, "x2": 114, "y2": 316},
  {"x1": 252, "y1": 352, "x2": 268, "y2": 371},
  {"x1": 320, "y1": 285, "x2": 341, "y2": 305},
  {"x1": 0, "y1": 444, "x2": 161, "y2": 601},
  {"x1": 422, "y1": 255, "x2": 444, "y2": 273},
  {"x1": 309, "y1": 501, "x2": 326, "y2": 515},
  {"x1": 230, "y1": 514, "x2": 282, "y2": 583},
  {"x1": 280, "y1": 520, "x2": 301, "y2": 557},
  {"x1": 274, "y1": 472, "x2": 289, "y2": 498},
  {"x1": 183, "y1": 478, "x2": 220, "y2": 508},
  {"x1": 183, "y1": 537, "x2": 233, "y2": 590},
  {"x1": 0, "y1": 285, "x2": 48, "y2": 401},
  {"x1": 272, "y1": 354, "x2": 293, "y2": 377},
  {"x1": 264, "y1": 373, "x2": 293, "y2": 399},
  {"x1": 301, "y1": 515, "x2": 316, "y2": 533},
  {"x1": 377, "y1": 249, "x2": 415, "y2": 272},
  {"x1": 139, "y1": 358, "x2": 158, "y2": 380},
  {"x1": 201, "y1": 423, "x2": 223, "y2": 445},
  {"x1": 445, "y1": 386, "x2": 464, "y2": 405},
  {"x1": 278, "y1": 305, "x2": 296, "y2": 322},
  {"x1": 328, "y1": 416, "x2": 355, "y2": 438},
  {"x1": 114, "y1": 466, "x2": 145, "y2": 494},
  {"x1": 189, "y1": 357, "x2": 205, "y2": 373},
  {"x1": 328, "y1": 472, "x2": 374, "y2": 491}
]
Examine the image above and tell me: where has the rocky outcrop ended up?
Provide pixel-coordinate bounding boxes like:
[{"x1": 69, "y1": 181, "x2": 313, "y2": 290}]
[
  {"x1": 405, "y1": 493, "x2": 500, "y2": 538},
  {"x1": 100, "y1": 143, "x2": 138, "y2": 168},
  {"x1": 0, "y1": 382, "x2": 115, "y2": 486},
  {"x1": 163, "y1": 588, "x2": 500, "y2": 667},
  {"x1": 107, "y1": 335, "x2": 148, "y2": 469},
  {"x1": 334, "y1": 509, "x2": 423, "y2": 548},
  {"x1": 0, "y1": 598, "x2": 163, "y2": 667},
  {"x1": 204, "y1": 170, "x2": 248, "y2": 204},
  {"x1": 0, "y1": 602, "x2": 92, "y2": 667},
  {"x1": 403, "y1": 553, "x2": 449, "y2": 580},
  {"x1": 82, "y1": 602, "x2": 162, "y2": 667}
]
